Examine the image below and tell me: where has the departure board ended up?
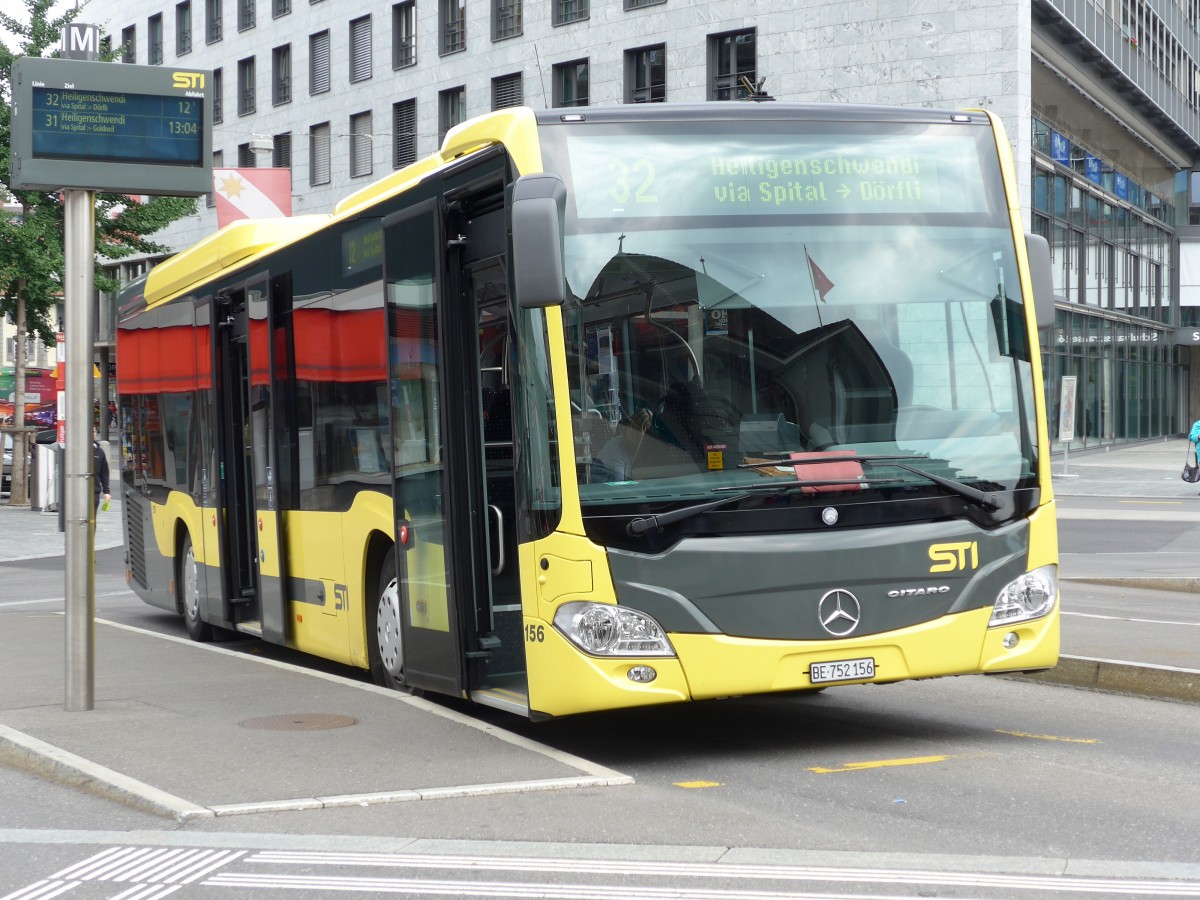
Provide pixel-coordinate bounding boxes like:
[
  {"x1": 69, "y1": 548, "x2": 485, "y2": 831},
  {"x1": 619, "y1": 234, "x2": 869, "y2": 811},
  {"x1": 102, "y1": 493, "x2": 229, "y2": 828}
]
[
  {"x1": 8, "y1": 56, "x2": 213, "y2": 195},
  {"x1": 32, "y1": 87, "x2": 204, "y2": 166}
]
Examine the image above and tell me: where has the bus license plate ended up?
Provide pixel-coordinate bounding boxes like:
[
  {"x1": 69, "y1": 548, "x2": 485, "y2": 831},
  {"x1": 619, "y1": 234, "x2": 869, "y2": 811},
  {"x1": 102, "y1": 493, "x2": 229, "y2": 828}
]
[{"x1": 810, "y1": 657, "x2": 875, "y2": 684}]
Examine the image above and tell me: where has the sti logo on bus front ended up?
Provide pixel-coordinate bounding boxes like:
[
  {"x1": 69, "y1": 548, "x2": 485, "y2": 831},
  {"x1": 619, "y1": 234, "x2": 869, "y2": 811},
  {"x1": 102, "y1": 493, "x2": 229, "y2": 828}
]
[
  {"x1": 928, "y1": 541, "x2": 979, "y2": 573},
  {"x1": 172, "y1": 72, "x2": 205, "y2": 90}
]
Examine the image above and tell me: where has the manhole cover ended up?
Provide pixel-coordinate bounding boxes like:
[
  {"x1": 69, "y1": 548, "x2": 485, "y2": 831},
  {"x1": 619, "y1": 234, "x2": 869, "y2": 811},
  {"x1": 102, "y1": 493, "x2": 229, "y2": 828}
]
[{"x1": 239, "y1": 713, "x2": 358, "y2": 731}]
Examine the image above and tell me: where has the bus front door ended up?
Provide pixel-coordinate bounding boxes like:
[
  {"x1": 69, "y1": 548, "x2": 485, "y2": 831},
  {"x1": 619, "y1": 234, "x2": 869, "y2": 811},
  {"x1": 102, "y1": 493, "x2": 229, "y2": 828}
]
[
  {"x1": 382, "y1": 184, "x2": 516, "y2": 701},
  {"x1": 214, "y1": 277, "x2": 289, "y2": 642}
]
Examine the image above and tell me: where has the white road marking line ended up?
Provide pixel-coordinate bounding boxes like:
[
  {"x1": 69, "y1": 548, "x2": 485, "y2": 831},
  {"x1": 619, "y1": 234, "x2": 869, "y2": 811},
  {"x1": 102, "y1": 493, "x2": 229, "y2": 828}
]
[
  {"x1": 213, "y1": 850, "x2": 1200, "y2": 896},
  {"x1": 0, "y1": 591, "x2": 133, "y2": 608},
  {"x1": 1062, "y1": 611, "x2": 1200, "y2": 627}
]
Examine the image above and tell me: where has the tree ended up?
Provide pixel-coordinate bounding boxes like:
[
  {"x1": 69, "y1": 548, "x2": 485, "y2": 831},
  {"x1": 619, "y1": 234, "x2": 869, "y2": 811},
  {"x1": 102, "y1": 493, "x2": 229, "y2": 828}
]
[{"x1": 1, "y1": 0, "x2": 197, "y2": 506}]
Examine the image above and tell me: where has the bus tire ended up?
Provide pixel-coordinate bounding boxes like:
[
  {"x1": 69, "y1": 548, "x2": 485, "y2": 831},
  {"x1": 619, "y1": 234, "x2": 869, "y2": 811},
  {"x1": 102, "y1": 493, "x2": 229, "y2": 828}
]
[
  {"x1": 369, "y1": 550, "x2": 404, "y2": 690},
  {"x1": 178, "y1": 533, "x2": 213, "y2": 642}
]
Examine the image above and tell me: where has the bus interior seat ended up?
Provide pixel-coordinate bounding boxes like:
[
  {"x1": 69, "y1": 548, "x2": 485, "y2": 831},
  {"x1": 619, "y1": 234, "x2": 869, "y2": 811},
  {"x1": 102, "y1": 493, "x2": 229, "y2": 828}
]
[
  {"x1": 628, "y1": 432, "x2": 702, "y2": 479},
  {"x1": 654, "y1": 380, "x2": 742, "y2": 465}
]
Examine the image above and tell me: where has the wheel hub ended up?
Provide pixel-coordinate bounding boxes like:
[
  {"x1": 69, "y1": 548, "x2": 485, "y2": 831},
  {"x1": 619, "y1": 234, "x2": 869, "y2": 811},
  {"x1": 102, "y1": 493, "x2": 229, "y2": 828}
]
[{"x1": 377, "y1": 577, "x2": 403, "y2": 678}]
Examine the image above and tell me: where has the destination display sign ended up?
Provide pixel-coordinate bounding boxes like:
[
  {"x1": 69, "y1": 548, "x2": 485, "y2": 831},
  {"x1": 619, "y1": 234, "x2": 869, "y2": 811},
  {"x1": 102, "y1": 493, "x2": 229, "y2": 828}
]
[
  {"x1": 9, "y1": 56, "x2": 212, "y2": 196},
  {"x1": 565, "y1": 132, "x2": 992, "y2": 219},
  {"x1": 32, "y1": 87, "x2": 203, "y2": 166}
]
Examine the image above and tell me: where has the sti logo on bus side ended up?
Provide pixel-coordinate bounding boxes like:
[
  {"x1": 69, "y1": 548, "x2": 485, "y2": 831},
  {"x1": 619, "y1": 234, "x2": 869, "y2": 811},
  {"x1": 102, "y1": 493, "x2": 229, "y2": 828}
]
[
  {"x1": 928, "y1": 541, "x2": 979, "y2": 573},
  {"x1": 172, "y1": 72, "x2": 205, "y2": 90}
]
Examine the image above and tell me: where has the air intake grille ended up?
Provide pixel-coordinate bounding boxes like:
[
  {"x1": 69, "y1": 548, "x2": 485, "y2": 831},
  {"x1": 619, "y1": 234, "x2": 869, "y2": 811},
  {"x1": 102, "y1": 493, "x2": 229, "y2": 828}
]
[{"x1": 126, "y1": 504, "x2": 147, "y2": 588}]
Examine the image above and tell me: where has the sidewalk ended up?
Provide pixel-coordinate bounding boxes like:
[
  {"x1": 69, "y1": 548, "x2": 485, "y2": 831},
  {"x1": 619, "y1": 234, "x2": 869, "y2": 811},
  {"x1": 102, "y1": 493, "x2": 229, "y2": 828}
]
[
  {"x1": 0, "y1": 614, "x2": 629, "y2": 821},
  {"x1": 1050, "y1": 435, "x2": 1200, "y2": 501},
  {"x1": 0, "y1": 440, "x2": 123, "y2": 561}
]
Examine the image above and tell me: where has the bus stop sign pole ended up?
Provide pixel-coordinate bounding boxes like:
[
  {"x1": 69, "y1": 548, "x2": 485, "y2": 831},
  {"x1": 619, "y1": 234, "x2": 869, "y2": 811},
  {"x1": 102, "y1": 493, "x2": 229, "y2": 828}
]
[{"x1": 63, "y1": 188, "x2": 97, "y2": 712}]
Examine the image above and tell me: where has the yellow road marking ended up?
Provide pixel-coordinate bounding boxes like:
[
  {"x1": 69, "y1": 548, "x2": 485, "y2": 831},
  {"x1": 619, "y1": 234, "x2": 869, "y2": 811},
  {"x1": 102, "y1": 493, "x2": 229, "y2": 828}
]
[
  {"x1": 996, "y1": 729, "x2": 1098, "y2": 744},
  {"x1": 674, "y1": 781, "x2": 723, "y2": 789},
  {"x1": 807, "y1": 755, "x2": 949, "y2": 774}
]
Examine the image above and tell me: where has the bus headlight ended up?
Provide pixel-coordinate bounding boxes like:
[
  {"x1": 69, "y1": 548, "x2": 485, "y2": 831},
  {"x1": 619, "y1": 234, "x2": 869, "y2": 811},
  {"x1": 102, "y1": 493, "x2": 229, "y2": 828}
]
[
  {"x1": 553, "y1": 602, "x2": 676, "y2": 657},
  {"x1": 989, "y1": 565, "x2": 1057, "y2": 627}
]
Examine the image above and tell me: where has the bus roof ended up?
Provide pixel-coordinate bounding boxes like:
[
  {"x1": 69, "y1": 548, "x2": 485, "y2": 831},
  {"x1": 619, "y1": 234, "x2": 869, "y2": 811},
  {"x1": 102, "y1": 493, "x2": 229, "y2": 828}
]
[
  {"x1": 144, "y1": 215, "x2": 330, "y2": 309},
  {"x1": 141, "y1": 108, "x2": 544, "y2": 311},
  {"x1": 529, "y1": 102, "x2": 992, "y2": 126},
  {"x1": 332, "y1": 107, "x2": 542, "y2": 218}
]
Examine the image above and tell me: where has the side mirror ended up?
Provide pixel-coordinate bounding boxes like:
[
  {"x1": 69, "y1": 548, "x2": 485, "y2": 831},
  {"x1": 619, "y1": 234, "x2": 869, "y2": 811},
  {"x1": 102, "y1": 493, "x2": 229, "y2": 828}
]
[
  {"x1": 511, "y1": 173, "x2": 567, "y2": 309},
  {"x1": 1025, "y1": 233, "x2": 1055, "y2": 330}
]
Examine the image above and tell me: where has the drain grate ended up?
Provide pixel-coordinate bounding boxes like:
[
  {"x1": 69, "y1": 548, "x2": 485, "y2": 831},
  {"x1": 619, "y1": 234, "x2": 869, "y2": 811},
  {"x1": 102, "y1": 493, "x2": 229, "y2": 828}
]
[{"x1": 239, "y1": 713, "x2": 358, "y2": 731}]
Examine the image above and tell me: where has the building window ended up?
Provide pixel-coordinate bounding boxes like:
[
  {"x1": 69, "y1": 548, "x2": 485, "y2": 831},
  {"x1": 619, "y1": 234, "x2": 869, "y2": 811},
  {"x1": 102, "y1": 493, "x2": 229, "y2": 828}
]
[
  {"x1": 491, "y1": 73, "x2": 522, "y2": 110},
  {"x1": 148, "y1": 14, "x2": 163, "y2": 64},
  {"x1": 176, "y1": 2, "x2": 192, "y2": 55},
  {"x1": 206, "y1": 0, "x2": 222, "y2": 43},
  {"x1": 350, "y1": 15, "x2": 372, "y2": 83},
  {"x1": 310, "y1": 122, "x2": 331, "y2": 185},
  {"x1": 553, "y1": 0, "x2": 587, "y2": 25},
  {"x1": 274, "y1": 132, "x2": 292, "y2": 168},
  {"x1": 393, "y1": 2, "x2": 415, "y2": 67},
  {"x1": 207, "y1": 150, "x2": 223, "y2": 207},
  {"x1": 441, "y1": 0, "x2": 465, "y2": 54},
  {"x1": 493, "y1": 0, "x2": 521, "y2": 40},
  {"x1": 310, "y1": 30, "x2": 330, "y2": 94},
  {"x1": 101, "y1": 35, "x2": 113, "y2": 56},
  {"x1": 212, "y1": 67, "x2": 223, "y2": 122},
  {"x1": 626, "y1": 44, "x2": 665, "y2": 103},
  {"x1": 274, "y1": 0, "x2": 290, "y2": 16},
  {"x1": 624, "y1": 0, "x2": 665, "y2": 7},
  {"x1": 392, "y1": 99, "x2": 417, "y2": 168},
  {"x1": 121, "y1": 25, "x2": 136, "y2": 63},
  {"x1": 238, "y1": 142, "x2": 257, "y2": 167},
  {"x1": 439, "y1": 86, "x2": 466, "y2": 142},
  {"x1": 238, "y1": 0, "x2": 255, "y2": 31},
  {"x1": 709, "y1": 29, "x2": 755, "y2": 101},
  {"x1": 349, "y1": 111, "x2": 373, "y2": 178},
  {"x1": 237, "y1": 56, "x2": 255, "y2": 116},
  {"x1": 272, "y1": 44, "x2": 291, "y2": 105},
  {"x1": 553, "y1": 58, "x2": 588, "y2": 106}
]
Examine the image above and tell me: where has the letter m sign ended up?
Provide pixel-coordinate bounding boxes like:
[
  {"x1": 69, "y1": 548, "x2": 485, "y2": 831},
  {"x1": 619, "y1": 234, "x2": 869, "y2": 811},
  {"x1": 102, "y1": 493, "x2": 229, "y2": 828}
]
[{"x1": 62, "y1": 24, "x2": 101, "y2": 60}]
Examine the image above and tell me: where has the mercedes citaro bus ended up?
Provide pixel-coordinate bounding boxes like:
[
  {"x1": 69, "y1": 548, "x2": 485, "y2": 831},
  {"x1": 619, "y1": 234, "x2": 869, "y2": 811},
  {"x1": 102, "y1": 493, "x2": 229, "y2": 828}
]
[{"x1": 117, "y1": 103, "x2": 1059, "y2": 718}]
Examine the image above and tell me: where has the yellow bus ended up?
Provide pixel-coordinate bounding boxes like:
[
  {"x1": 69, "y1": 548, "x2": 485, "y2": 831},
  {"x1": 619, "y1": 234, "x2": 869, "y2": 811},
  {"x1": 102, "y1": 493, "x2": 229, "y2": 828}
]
[{"x1": 117, "y1": 103, "x2": 1060, "y2": 718}]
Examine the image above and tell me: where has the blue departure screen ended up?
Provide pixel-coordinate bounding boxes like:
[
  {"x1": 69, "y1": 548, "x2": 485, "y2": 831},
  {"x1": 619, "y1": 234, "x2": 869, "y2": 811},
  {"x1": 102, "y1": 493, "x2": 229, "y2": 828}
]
[{"x1": 31, "y1": 86, "x2": 204, "y2": 166}]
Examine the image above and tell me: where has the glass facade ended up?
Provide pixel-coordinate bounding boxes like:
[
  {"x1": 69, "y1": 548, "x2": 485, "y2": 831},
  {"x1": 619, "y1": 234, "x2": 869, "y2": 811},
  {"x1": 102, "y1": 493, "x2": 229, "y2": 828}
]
[
  {"x1": 1032, "y1": 116, "x2": 1181, "y2": 452},
  {"x1": 1043, "y1": 310, "x2": 1178, "y2": 452}
]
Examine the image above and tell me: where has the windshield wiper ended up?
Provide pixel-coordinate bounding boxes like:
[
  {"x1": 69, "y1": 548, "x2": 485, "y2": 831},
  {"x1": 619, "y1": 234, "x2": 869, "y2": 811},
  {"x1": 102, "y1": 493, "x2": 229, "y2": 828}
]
[
  {"x1": 626, "y1": 485, "x2": 798, "y2": 536},
  {"x1": 881, "y1": 460, "x2": 1002, "y2": 509},
  {"x1": 740, "y1": 454, "x2": 1003, "y2": 510}
]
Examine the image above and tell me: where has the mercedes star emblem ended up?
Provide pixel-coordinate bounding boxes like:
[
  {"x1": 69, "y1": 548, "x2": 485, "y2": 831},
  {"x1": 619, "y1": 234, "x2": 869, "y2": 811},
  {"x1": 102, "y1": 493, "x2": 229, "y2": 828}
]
[{"x1": 818, "y1": 588, "x2": 862, "y2": 636}]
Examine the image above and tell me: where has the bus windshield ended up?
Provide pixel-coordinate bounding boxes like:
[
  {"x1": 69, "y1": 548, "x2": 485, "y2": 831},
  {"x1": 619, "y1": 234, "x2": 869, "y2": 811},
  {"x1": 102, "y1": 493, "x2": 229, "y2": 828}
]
[{"x1": 539, "y1": 116, "x2": 1040, "y2": 526}]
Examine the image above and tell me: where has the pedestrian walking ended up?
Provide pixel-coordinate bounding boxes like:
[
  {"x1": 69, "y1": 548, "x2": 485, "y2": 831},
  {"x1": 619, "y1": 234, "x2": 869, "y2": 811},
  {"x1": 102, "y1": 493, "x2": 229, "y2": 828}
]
[
  {"x1": 93, "y1": 435, "x2": 111, "y2": 512},
  {"x1": 1186, "y1": 419, "x2": 1200, "y2": 489}
]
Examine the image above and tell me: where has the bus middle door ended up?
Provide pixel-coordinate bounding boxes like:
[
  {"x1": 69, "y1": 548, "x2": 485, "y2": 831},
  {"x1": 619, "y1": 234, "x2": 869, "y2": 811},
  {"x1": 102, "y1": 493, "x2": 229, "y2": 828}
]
[{"x1": 214, "y1": 276, "x2": 289, "y2": 642}]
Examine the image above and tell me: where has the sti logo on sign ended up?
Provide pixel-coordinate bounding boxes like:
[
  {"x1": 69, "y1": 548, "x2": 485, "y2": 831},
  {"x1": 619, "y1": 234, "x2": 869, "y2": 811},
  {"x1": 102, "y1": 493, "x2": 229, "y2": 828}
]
[{"x1": 172, "y1": 72, "x2": 206, "y2": 90}]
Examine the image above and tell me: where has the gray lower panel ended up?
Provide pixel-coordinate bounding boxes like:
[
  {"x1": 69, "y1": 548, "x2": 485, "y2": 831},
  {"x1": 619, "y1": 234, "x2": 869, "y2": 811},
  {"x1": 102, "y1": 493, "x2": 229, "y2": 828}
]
[{"x1": 608, "y1": 518, "x2": 1029, "y2": 640}]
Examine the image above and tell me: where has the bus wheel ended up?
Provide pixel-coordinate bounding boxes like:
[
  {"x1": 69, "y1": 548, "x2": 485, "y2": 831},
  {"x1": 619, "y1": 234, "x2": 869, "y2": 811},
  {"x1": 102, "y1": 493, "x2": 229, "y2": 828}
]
[
  {"x1": 369, "y1": 552, "x2": 404, "y2": 689},
  {"x1": 178, "y1": 534, "x2": 212, "y2": 642}
]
